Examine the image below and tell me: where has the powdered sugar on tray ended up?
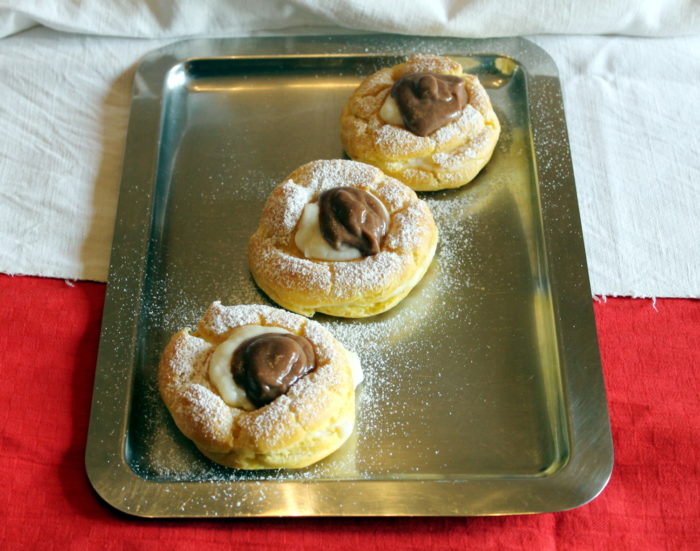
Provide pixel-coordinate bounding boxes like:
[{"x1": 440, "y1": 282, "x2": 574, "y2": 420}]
[
  {"x1": 129, "y1": 57, "x2": 498, "y2": 484},
  {"x1": 134, "y1": 179, "x2": 483, "y2": 483}
]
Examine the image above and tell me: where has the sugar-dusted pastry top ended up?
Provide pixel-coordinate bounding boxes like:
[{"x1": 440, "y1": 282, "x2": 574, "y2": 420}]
[
  {"x1": 248, "y1": 159, "x2": 438, "y2": 317},
  {"x1": 341, "y1": 55, "x2": 501, "y2": 191},
  {"x1": 159, "y1": 302, "x2": 362, "y2": 469}
]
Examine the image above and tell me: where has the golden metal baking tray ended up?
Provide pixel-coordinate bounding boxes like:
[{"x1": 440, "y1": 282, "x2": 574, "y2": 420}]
[{"x1": 86, "y1": 35, "x2": 612, "y2": 517}]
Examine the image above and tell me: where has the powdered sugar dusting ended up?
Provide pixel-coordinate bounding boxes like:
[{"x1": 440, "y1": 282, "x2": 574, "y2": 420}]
[
  {"x1": 432, "y1": 105, "x2": 483, "y2": 147},
  {"x1": 354, "y1": 67, "x2": 393, "y2": 96},
  {"x1": 175, "y1": 383, "x2": 234, "y2": 443},
  {"x1": 162, "y1": 330, "x2": 212, "y2": 389},
  {"x1": 260, "y1": 306, "x2": 306, "y2": 333},
  {"x1": 321, "y1": 186, "x2": 484, "y2": 474},
  {"x1": 329, "y1": 251, "x2": 406, "y2": 299},
  {"x1": 159, "y1": 302, "x2": 360, "y2": 471},
  {"x1": 302, "y1": 322, "x2": 341, "y2": 366},
  {"x1": 132, "y1": 50, "x2": 509, "y2": 490},
  {"x1": 372, "y1": 121, "x2": 429, "y2": 158},
  {"x1": 342, "y1": 55, "x2": 499, "y2": 189},
  {"x1": 237, "y1": 393, "x2": 299, "y2": 448},
  {"x1": 261, "y1": 181, "x2": 313, "y2": 236},
  {"x1": 354, "y1": 88, "x2": 389, "y2": 119},
  {"x1": 145, "y1": 179, "x2": 483, "y2": 484},
  {"x1": 385, "y1": 203, "x2": 431, "y2": 253},
  {"x1": 253, "y1": 238, "x2": 333, "y2": 291},
  {"x1": 288, "y1": 364, "x2": 346, "y2": 426},
  {"x1": 375, "y1": 177, "x2": 413, "y2": 211},
  {"x1": 305, "y1": 158, "x2": 382, "y2": 192},
  {"x1": 434, "y1": 129, "x2": 486, "y2": 165},
  {"x1": 397, "y1": 54, "x2": 463, "y2": 78},
  {"x1": 249, "y1": 159, "x2": 437, "y2": 310},
  {"x1": 203, "y1": 302, "x2": 259, "y2": 333}
]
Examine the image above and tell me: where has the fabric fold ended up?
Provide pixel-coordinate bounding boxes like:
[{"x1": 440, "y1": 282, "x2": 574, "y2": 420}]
[{"x1": 1, "y1": 0, "x2": 699, "y2": 39}]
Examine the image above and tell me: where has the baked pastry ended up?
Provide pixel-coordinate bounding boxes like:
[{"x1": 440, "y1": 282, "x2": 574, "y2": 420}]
[
  {"x1": 248, "y1": 159, "x2": 438, "y2": 318},
  {"x1": 340, "y1": 55, "x2": 500, "y2": 191},
  {"x1": 159, "y1": 301, "x2": 363, "y2": 470}
]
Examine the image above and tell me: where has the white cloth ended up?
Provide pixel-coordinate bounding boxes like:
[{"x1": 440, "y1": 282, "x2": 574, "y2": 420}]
[
  {"x1": 1, "y1": 0, "x2": 699, "y2": 38},
  {"x1": 0, "y1": 6, "x2": 699, "y2": 297},
  {"x1": 539, "y1": 35, "x2": 700, "y2": 298}
]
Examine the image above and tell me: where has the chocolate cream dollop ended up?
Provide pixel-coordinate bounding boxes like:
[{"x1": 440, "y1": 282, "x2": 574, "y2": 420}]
[
  {"x1": 390, "y1": 72, "x2": 468, "y2": 137},
  {"x1": 318, "y1": 187, "x2": 389, "y2": 256},
  {"x1": 232, "y1": 333, "x2": 316, "y2": 407}
]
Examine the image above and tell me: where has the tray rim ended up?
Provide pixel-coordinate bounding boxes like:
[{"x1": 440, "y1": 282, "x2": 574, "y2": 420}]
[{"x1": 85, "y1": 34, "x2": 613, "y2": 518}]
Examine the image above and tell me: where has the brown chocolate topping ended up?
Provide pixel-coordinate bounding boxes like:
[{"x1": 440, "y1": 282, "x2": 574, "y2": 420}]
[
  {"x1": 232, "y1": 333, "x2": 316, "y2": 407},
  {"x1": 390, "y1": 72, "x2": 468, "y2": 137},
  {"x1": 318, "y1": 187, "x2": 388, "y2": 256}
]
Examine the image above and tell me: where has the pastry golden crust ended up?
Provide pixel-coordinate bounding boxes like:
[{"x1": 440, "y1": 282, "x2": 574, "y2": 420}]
[
  {"x1": 159, "y1": 302, "x2": 360, "y2": 470},
  {"x1": 248, "y1": 159, "x2": 438, "y2": 318},
  {"x1": 340, "y1": 55, "x2": 500, "y2": 191}
]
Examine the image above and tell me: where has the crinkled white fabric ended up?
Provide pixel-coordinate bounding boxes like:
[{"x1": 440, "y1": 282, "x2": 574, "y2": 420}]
[
  {"x1": 1, "y1": 0, "x2": 699, "y2": 38},
  {"x1": 0, "y1": 27, "x2": 698, "y2": 297},
  {"x1": 532, "y1": 35, "x2": 700, "y2": 298}
]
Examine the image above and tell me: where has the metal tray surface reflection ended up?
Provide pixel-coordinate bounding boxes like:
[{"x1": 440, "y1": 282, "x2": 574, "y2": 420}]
[{"x1": 86, "y1": 35, "x2": 612, "y2": 517}]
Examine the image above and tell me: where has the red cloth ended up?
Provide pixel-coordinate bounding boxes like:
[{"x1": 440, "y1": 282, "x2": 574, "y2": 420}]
[{"x1": 0, "y1": 274, "x2": 698, "y2": 550}]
